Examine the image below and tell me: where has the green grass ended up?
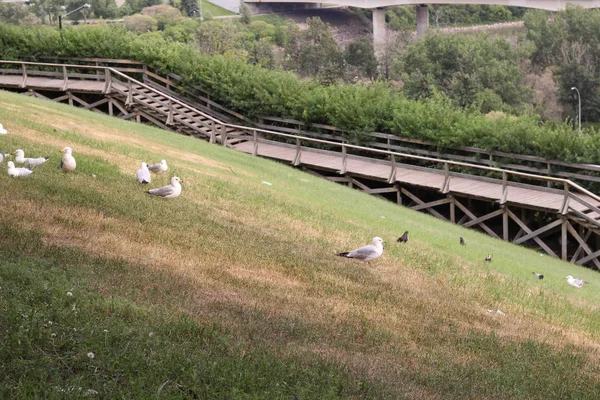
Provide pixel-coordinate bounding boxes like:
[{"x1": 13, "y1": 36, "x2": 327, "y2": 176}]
[
  {"x1": 253, "y1": 13, "x2": 292, "y2": 25},
  {"x1": 202, "y1": 0, "x2": 235, "y2": 18},
  {"x1": 2, "y1": 89, "x2": 600, "y2": 398}
]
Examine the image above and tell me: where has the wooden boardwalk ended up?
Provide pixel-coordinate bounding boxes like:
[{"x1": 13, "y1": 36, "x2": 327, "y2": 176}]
[
  {"x1": 234, "y1": 139, "x2": 600, "y2": 216},
  {"x1": 4, "y1": 59, "x2": 600, "y2": 266}
]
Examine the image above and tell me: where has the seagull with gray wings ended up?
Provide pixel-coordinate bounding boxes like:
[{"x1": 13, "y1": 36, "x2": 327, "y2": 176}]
[
  {"x1": 566, "y1": 275, "x2": 588, "y2": 288},
  {"x1": 337, "y1": 237, "x2": 384, "y2": 262},
  {"x1": 146, "y1": 176, "x2": 182, "y2": 199}
]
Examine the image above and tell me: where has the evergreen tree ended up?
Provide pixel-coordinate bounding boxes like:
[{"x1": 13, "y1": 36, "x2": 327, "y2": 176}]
[{"x1": 182, "y1": 0, "x2": 199, "y2": 17}]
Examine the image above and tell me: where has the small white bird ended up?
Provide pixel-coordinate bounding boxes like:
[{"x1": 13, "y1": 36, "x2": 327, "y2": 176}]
[
  {"x1": 532, "y1": 272, "x2": 544, "y2": 280},
  {"x1": 136, "y1": 162, "x2": 151, "y2": 184},
  {"x1": 566, "y1": 275, "x2": 588, "y2": 288},
  {"x1": 337, "y1": 237, "x2": 384, "y2": 262},
  {"x1": 60, "y1": 147, "x2": 76, "y2": 172},
  {"x1": 0, "y1": 123, "x2": 7, "y2": 135},
  {"x1": 13, "y1": 149, "x2": 51, "y2": 168},
  {"x1": 146, "y1": 176, "x2": 182, "y2": 199},
  {"x1": 7, "y1": 161, "x2": 32, "y2": 177},
  {"x1": 147, "y1": 159, "x2": 168, "y2": 174}
]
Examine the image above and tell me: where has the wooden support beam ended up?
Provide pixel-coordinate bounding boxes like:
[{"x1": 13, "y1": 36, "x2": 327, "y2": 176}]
[
  {"x1": 325, "y1": 176, "x2": 351, "y2": 183},
  {"x1": 86, "y1": 98, "x2": 109, "y2": 110},
  {"x1": 68, "y1": 92, "x2": 73, "y2": 106},
  {"x1": 449, "y1": 196, "x2": 455, "y2": 223},
  {"x1": 365, "y1": 187, "x2": 399, "y2": 195},
  {"x1": 566, "y1": 221, "x2": 600, "y2": 269},
  {"x1": 571, "y1": 228, "x2": 592, "y2": 262},
  {"x1": 30, "y1": 90, "x2": 50, "y2": 100},
  {"x1": 453, "y1": 199, "x2": 500, "y2": 238},
  {"x1": 52, "y1": 94, "x2": 69, "y2": 103},
  {"x1": 457, "y1": 214, "x2": 469, "y2": 225},
  {"x1": 507, "y1": 209, "x2": 559, "y2": 257},
  {"x1": 463, "y1": 208, "x2": 504, "y2": 229},
  {"x1": 400, "y1": 187, "x2": 447, "y2": 220},
  {"x1": 412, "y1": 197, "x2": 452, "y2": 212},
  {"x1": 576, "y1": 248, "x2": 600, "y2": 267},
  {"x1": 69, "y1": 93, "x2": 92, "y2": 109}
]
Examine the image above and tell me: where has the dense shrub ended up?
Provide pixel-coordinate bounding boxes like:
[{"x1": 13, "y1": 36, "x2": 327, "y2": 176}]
[{"x1": 1, "y1": 24, "x2": 599, "y2": 163}]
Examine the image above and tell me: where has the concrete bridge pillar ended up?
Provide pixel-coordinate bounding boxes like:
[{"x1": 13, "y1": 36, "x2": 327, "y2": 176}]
[
  {"x1": 372, "y1": 7, "x2": 387, "y2": 59},
  {"x1": 416, "y1": 4, "x2": 429, "y2": 37}
]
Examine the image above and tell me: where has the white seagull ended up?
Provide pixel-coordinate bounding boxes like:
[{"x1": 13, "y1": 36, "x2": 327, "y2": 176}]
[
  {"x1": 146, "y1": 176, "x2": 182, "y2": 199},
  {"x1": 136, "y1": 162, "x2": 151, "y2": 184},
  {"x1": 337, "y1": 237, "x2": 384, "y2": 262},
  {"x1": 13, "y1": 149, "x2": 51, "y2": 168},
  {"x1": 566, "y1": 275, "x2": 588, "y2": 288},
  {"x1": 60, "y1": 147, "x2": 76, "y2": 172},
  {"x1": 0, "y1": 123, "x2": 7, "y2": 135},
  {"x1": 7, "y1": 161, "x2": 32, "y2": 177},
  {"x1": 147, "y1": 159, "x2": 168, "y2": 174}
]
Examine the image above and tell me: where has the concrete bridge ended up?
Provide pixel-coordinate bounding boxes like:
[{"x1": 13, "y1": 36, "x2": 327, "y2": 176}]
[{"x1": 237, "y1": 0, "x2": 600, "y2": 50}]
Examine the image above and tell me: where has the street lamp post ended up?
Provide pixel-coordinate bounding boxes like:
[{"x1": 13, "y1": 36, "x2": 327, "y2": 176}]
[
  {"x1": 59, "y1": 3, "x2": 91, "y2": 30},
  {"x1": 571, "y1": 86, "x2": 581, "y2": 133}
]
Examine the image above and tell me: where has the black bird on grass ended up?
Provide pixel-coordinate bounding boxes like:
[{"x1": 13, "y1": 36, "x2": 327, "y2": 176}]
[
  {"x1": 532, "y1": 272, "x2": 544, "y2": 280},
  {"x1": 460, "y1": 237, "x2": 466, "y2": 246},
  {"x1": 485, "y1": 254, "x2": 492, "y2": 262},
  {"x1": 397, "y1": 231, "x2": 409, "y2": 243}
]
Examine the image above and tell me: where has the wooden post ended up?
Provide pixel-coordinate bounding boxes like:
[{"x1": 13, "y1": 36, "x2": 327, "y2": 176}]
[
  {"x1": 388, "y1": 155, "x2": 396, "y2": 184},
  {"x1": 108, "y1": 99, "x2": 113, "y2": 116},
  {"x1": 166, "y1": 99, "x2": 174, "y2": 125},
  {"x1": 560, "y1": 182, "x2": 570, "y2": 215},
  {"x1": 500, "y1": 171, "x2": 508, "y2": 204},
  {"x1": 136, "y1": 111, "x2": 141, "y2": 123},
  {"x1": 562, "y1": 218, "x2": 568, "y2": 261},
  {"x1": 293, "y1": 138, "x2": 301, "y2": 166},
  {"x1": 442, "y1": 163, "x2": 450, "y2": 193},
  {"x1": 126, "y1": 79, "x2": 133, "y2": 106},
  {"x1": 21, "y1": 64, "x2": 27, "y2": 88},
  {"x1": 68, "y1": 92, "x2": 73, "y2": 106},
  {"x1": 210, "y1": 121, "x2": 216, "y2": 144},
  {"x1": 449, "y1": 195, "x2": 455, "y2": 223},
  {"x1": 103, "y1": 69, "x2": 112, "y2": 94},
  {"x1": 503, "y1": 206, "x2": 509, "y2": 241},
  {"x1": 220, "y1": 125, "x2": 228, "y2": 146},
  {"x1": 547, "y1": 163, "x2": 552, "y2": 188},
  {"x1": 340, "y1": 144, "x2": 347, "y2": 175},
  {"x1": 62, "y1": 65, "x2": 68, "y2": 91},
  {"x1": 252, "y1": 129, "x2": 258, "y2": 156}
]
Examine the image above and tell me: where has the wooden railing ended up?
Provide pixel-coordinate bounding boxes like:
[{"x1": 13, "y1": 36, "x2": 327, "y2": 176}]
[
  {"x1": 21, "y1": 57, "x2": 600, "y2": 188},
  {"x1": 2, "y1": 59, "x2": 600, "y2": 227}
]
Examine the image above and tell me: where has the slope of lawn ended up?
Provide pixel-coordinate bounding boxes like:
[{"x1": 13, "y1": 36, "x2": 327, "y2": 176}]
[{"x1": 1, "y1": 89, "x2": 600, "y2": 399}]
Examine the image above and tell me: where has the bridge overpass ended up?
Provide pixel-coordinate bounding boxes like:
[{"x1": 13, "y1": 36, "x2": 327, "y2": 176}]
[{"x1": 237, "y1": 0, "x2": 600, "y2": 46}]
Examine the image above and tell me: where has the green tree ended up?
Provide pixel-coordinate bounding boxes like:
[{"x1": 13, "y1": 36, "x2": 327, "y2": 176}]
[
  {"x1": 397, "y1": 32, "x2": 532, "y2": 112},
  {"x1": 239, "y1": 0, "x2": 252, "y2": 25},
  {"x1": 344, "y1": 37, "x2": 378, "y2": 80},
  {"x1": 285, "y1": 17, "x2": 343, "y2": 84},
  {"x1": 181, "y1": 0, "x2": 199, "y2": 18}
]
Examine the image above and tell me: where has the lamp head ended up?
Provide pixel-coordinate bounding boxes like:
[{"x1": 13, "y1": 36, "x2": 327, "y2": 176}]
[
  {"x1": 83, "y1": 3, "x2": 91, "y2": 8},
  {"x1": 571, "y1": 87, "x2": 577, "y2": 90}
]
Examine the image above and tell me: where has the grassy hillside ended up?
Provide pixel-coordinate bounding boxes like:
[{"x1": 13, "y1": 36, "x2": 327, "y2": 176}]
[{"x1": 1, "y1": 89, "x2": 600, "y2": 399}]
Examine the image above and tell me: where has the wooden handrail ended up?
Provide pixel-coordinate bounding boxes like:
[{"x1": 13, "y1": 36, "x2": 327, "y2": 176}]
[{"x1": 3, "y1": 59, "x2": 600, "y2": 213}]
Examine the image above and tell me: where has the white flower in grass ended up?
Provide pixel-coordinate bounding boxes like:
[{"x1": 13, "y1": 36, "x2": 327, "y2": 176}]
[
  {"x1": 51, "y1": 333, "x2": 57, "y2": 337},
  {"x1": 84, "y1": 389, "x2": 98, "y2": 396},
  {"x1": 66, "y1": 291, "x2": 73, "y2": 297},
  {"x1": 47, "y1": 321, "x2": 53, "y2": 326},
  {"x1": 148, "y1": 332, "x2": 154, "y2": 338},
  {"x1": 87, "y1": 352, "x2": 95, "y2": 359},
  {"x1": 103, "y1": 329, "x2": 108, "y2": 333}
]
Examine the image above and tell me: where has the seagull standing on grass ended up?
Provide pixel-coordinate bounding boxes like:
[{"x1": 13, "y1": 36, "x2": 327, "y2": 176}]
[
  {"x1": 136, "y1": 162, "x2": 151, "y2": 184},
  {"x1": 0, "y1": 123, "x2": 7, "y2": 135},
  {"x1": 7, "y1": 161, "x2": 32, "y2": 177},
  {"x1": 146, "y1": 176, "x2": 182, "y2": 199},
  {"x1": 532, "y1": 272, "x2": 544, "y2": 280},
  {"x1": 13, "y1": 149, "x2": 51, "y2": 168},
  {"x1": 566, "y1": 275, "x2": 588, "y2": 288},
  {"x1": 147, "y1": 159, "x2": 168, "y2": 174},
  {"x1": 337, "y1": 237, "x2": 384, "y2": 262},
  {"x1": 60, "y1": 147, "x2": 76, "y2": 172}
]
